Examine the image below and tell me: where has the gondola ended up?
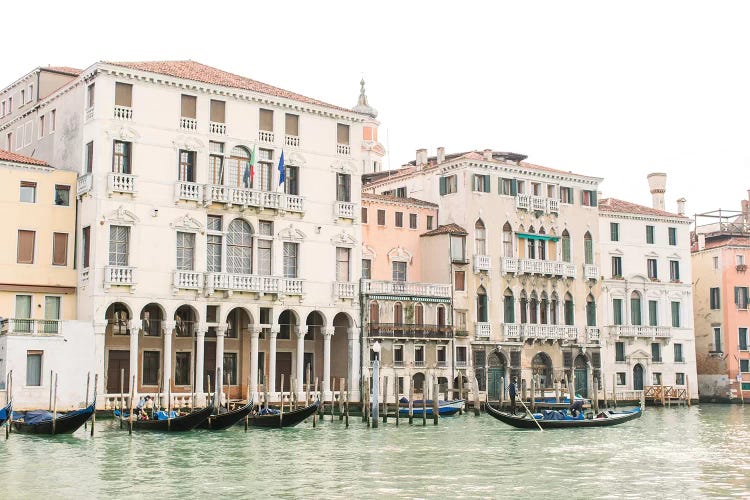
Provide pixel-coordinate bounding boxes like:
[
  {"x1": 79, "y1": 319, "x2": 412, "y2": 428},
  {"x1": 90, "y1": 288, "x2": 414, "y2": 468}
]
[
  {"x1": 116, "y1": 404, "x2": 213, "y2": 432},
  {"x1": 398, "y1": 398, "x2": 465, "y2": 416},
  {"x1": 486, "y1": 403, "x2": 642, "y2": 429},
  {"x1": 247, "y1": 400, "x2": 319, "y2": 428},
  {"x1": 11, "y1": 402, "x2": 95, "y2": 435},
  {"x1": 198, "y1": 400, "x2": 254, "y2": 430},
  {"x1": 0, "y1": 400, "x2": 12, "y2": 427}
]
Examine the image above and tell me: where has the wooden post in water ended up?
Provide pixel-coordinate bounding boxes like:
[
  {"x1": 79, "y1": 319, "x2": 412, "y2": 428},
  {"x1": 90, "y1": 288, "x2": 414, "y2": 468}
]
[
  {"x1": 686, "y1": 374, "x2": 691, "y2": 407},
  {"x1": 382, "y1": 376, "x2": 388, "y2": 424},
  {"x1": 167, "y1": 376, "x2": 173, "y2": 431},
  {"x1": 521, "y1": 378, "x2": 527, "y2": 410},
  {"x1": 128, "y1": 375, "x2": 135, "y2": 435},
  {"x1": 91, "y1": 373, "x2": 98, "y2": 436},
  {"x1": 432, "y1": 382, "x2": 439, "y2": 425},
  {"x1": 593, "y1": 377, "x2": 599, "y2": 413},
  {"x1": 612, "y1": 373, "x2": 617, "y2": 408},
  {"x1": 306, "y1": 364, "x2": 311, "y2": 405},
  {"x1": 661, "y1": 381, "x2": 666, "y2": 407},
  {"x1": 52, "y1": 372, "x2": 58, "y2": 435},
  {"x1": 555, "y1": 378, "x2": 560, "y2": 404},
  {"x1": 49, "y1": 369, "x2": 54, "y2": 410},
  {"x1": 602, "y1": 373, "x2": 608, "y2": 409},
  {"x1": 499, "y1": 376, "x2": 505, "y2": 410},
  {"x1": 409, "y1": 378, "x2": 414, "y2": 425},
  {"x1": 344, "y1": 379, "x2": 349, "y2": 428},
  {"x1": 84, "y1": 372, "x2": 91, "y2": 431},
  {"x1": 313, "y1": 378, "x2": 318, "y2": 427},
  {"x1": 279, "y1": 373, "x2": 285, "y2": 428},
  {"x1": 245, "y1": 376, "x2": 250, "y2": 432},
  {"x1": 119, "y1": 368, "x2": 125, "y2": 429},
  {"x1": 421, "y1": 385, "x2": 427, "y2": 426},
  {"x1": 530, "y1": 377, "x2": 536, "y2": 412},
  {"x1": 395, "y1": 379, "x2": 400, "y2": 426},
  {"x1": 569, "y1": 371, "x2": 576, "y2": 404},
  {"x1": 459, "y1": 374, "x2": 465, "y2": 414}
]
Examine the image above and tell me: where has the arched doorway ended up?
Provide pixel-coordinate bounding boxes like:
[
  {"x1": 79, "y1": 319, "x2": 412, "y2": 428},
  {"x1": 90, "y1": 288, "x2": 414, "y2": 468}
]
[
  {"x1": 488, "y1": 351, "x2": 506, "y2": 400},
  {"x1": 331, "y1": 312, "x2": 353, "y2": 391},
  {"x1": 633, "y1": 363, "x2": 644, "y2": 391},
  {"x1": 304, "y1": 311, "x2": 325, "y2": 385},
  {"x1": 532, "y1": 352, "x2": 553, "y2": 389},
  {"x1": 140, "y1": 303, "x2": 164, "y2": 337},
  {"x1": 574, "y1": 354, "x2": 589, "y2": 397},
  {"x1": 105, "y1": 302, "x2": 131, "y2": 393},
  {"x1": 413, "y1": 372, "x2": 425, "y2": 392}
]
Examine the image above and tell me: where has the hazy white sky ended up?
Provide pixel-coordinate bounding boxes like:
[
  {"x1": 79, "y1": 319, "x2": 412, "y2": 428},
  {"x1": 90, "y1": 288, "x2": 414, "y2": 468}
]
[{"x1": 3, "y1": 1, "x2": 748, "y2": 217}]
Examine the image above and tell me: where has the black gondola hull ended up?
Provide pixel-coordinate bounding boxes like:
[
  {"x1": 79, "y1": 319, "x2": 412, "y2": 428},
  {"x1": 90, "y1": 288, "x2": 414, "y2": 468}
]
[
  {"x1": 119, "y1": 405, "x2": 213, "y2": 432},
  {"x1": 198, "y1": 402, "x2": 254, "y2": 430},
  {"x1": 248, "y1": 401, "x2": 319, "y2": 428},
  {"x1": 12, "y1": 404, "x2": 95, "y2": 435},
  {"x1": 486, "y1": 403, "x2": 642, "y2": 429}
]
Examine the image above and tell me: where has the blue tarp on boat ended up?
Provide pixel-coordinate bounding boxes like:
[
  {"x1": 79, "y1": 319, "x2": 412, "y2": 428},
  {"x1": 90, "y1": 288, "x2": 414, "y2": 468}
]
[{"x1": 155, "y1": 411, "x2": 179, "y2": 420}]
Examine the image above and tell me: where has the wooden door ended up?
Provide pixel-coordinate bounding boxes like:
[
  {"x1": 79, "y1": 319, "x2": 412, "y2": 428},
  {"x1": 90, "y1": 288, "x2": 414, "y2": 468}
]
[
  {"x1": 204, "y1": 341, "x2": 217, "y2": 390},
  {"x1": 574, "y1": 368, "x2": 588, "y2": 398},
  {"x1": 107, "y1": 350, "x2": 130, "y2": 393},
  {"x1": 276, "y1": 352, "x2": 292, "y2": 391}
]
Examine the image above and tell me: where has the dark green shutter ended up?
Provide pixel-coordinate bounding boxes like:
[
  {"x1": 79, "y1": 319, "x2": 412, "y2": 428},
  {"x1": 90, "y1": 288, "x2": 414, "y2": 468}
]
[
  {"x1": 483, "y1": 174, "x2": 490, "y2": 192},
  {"x1": 510, "y1": 179, "x2": 517, "y2": 196},
  {"x1": 591, "y1": 190, "x2": 597, "y2": 207},
  {"x1": 439, "y1": 177, "x2": 446, "y2": 196}
]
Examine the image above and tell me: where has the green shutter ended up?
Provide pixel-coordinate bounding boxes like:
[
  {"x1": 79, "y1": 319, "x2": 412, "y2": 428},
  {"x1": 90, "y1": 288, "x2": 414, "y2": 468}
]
[
  {"x1": 499, "y1": 177, "x2": 505, "y2": 194},
  {"x1": 591, "y1": 190, "x2": 597, "y2": 207},
  {"x1": 736, "y1": 287, "x2": 741, "y2": 305},
  {"x1": 510, "y1": 179, "x2": 517, "y2": 196},
  {"x1": 439, "y1": 177, "x2": 446, "y2": 196},
  {"x1": 483, "y1": 174, "x2": 490, "y2": 193}
]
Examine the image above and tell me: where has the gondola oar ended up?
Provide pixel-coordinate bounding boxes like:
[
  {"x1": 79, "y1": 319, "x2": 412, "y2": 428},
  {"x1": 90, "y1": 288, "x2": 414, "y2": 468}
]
[{"x1": 510, "y1": 383, "x2": 543, "y2": 432}]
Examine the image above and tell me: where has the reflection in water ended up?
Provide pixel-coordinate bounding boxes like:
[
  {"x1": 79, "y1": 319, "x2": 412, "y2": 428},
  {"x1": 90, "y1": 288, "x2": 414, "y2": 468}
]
[{"x1": 2, "y1": 406, "x2": 749, "y2": 498}]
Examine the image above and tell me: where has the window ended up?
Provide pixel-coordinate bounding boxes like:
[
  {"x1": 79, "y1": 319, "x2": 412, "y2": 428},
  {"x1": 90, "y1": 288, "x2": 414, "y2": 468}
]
[
  {"x1": 52, "y1": 232, "x2": 68, "y2": 266},
  {"x1": 439, "y1": 175, "x2": 458, "y2": 195},
  {"x1": 395, "y1": 212, "x2": 403, "y2": 228},
  {"x1": 713, "y1": 256, "x2": 719, "y2": 270},
  {"x1": 648, "y1": 300, "x2": 658, "y2": 327},
  {"x1": 17, "y1": 230, "x2": 35, "y2": 264},
  {"x1": 647, "y1": 258, "x2": 658, "y2": 279},
  {"x1": 710, "y1": 288, "x2": 721, "y2": 310},
  {"x1": 669, "y1": 260, "x2": 680, "y2": 281},
  {"x1": 26, "y1": 351, "x2": 42, "y2": 386},
  {"x1": 283, "y1": 242, "x2": 298, "y2": 278},
  {"x1": 671, "y1": 301, "x2": 681, "y2": 328},
  {"x1": 455, "y1": 271, "x2": 465, "y2": 291},
  {"x1": 450, "y1": 235, "x2": 466, "y2": 262},
  {"x1": 615, "y1": 342, "x2": 625, "y2": 362},
  {"x1": 85, "y1": 141, "x2": 93, "y2": 173},
  {"x1": 377, "y1": 209, "x2": 386, "y2": 226},
  {"x1": 474, "y1": 219, "x2": 487, "y2": 255},
  {"x1": 210, "y1": 99, "x2": 225, "y2": 123},
  {"x1": 631, "y1": 292, "x2": 642, "y2": 326},
  {"x1": 560, "y1": 186, "x2": 574, "y2": 204},
  {"x1": 581, "y1": 189, "x2": 597, "y2": 207},
  {"x1": 50, "y1": 109, "x2": 56, "y2": 132},
  {"x1": 652, "y1": 372, "x2": 662, "y2": 385},
  {"x1": 20, "y1": 181, "x2": 36, "y2": 203},
  {"x1": 361, "y1": 259, "x2": 371, "y2": 279},
  {"x1": 142, "y1": 351, "x2": 160, "y2": 386},
  {"x1": 259, "y1": 109, "x2": 273, "y2": 132},
  {"x1": 54, "y1": 185, "x2": 70, "y2": 206},
  {"x1": 613, "y1": 299, "x2": 623, "y2": 325},
  {"x1": 82, "y1": 226, "x2": 90, "y2": 268},
  {"x1": 610, "y1": 223, "x2": 619, "y2": 241},
  {"x1": 336, "y1": 173, "x2": 351, "y2": 202},
  {"x1": 651, "y1": 343, "x2": 662, "y2": 362},
  {"x1": 616, "y1": 372, "x2": 626, "y2": 385},
  {"x1": 427, "y1": 215, "x2": 434, "y2": 230},
  {"x1": 175, "y1": 352, "x2": 191, "y2": 385},
  {"x1": 392, "y1": 261, "x2": 407, "y2": 282},
  {"x1": 336, "y1": 247, "x2": 350, "y2": 281},
  {"x1": 503, "y1": 290, "x2": 514, "y2": 323},
  {"x1": 737, "y1": 254, "x2": 746, "y2": 266},
  {"x1": 456, "y1": 311, "x2": 467, "y2": 333},
  {"x1": 437, "y1": 345, "x2": 447, "y2": 367},
  {"x1": 38, "y1": 114, "x2": 45, "y2": 138},
  {"x1": 456, "y1": 346, "x2": 467, "y2": 367},
  {"x1": 20, "y1": 89, "x2": 25, "y2": 105},
  {"x1": 473, "y1": 174, "x2": 490, "y2": 193},
  {"x1": 674, "y1": 343, "x2": 684, "y2": 363},
  {"x1": 646, "y1": 225, "x2": 655, "y2": 244},
  {"x1": 285, "y1": 113, "x2": 299, "y2": 136},
  {"x1": 499, "y1": 178, "x2": 517, "y2": 196},
  {"x1": 115, "y1": 82, "x2": 133, "y2": 108},
  {"x1": 394, "y1": 345, "x2": 404, "y2": 366},
  {"x1": 561, "y1": 230, "x2": 571, "y2": 262},
  {"x1": 713, "y1": 327, "x2": 722, "y2": 353},
  {"x1": 668, "y1": 227, "x2": 677, "y2": 245},
  {"x1": 180, "y1": 94, "x2": 196, "y2": 119},
  {"x1": 741, "y1": 360, "x2": 749, "y2": 373},
  {"x1": 6, "y1": 131, "x2": 12, "y2": 151},
  {"x1": 740, "y1": 328, "x2": 749, "y2": 351},
  {"x1": 178, "y1": 150, "x2": 196, "y2": 182},
  {"x1": 476, "y1": 287, "x2": 488, "y2": 323},
  {"x1": 176, "y1": 232, "x2": 195, "y2": 271},
  {"x1": 516, "y1": 180, "x2": 526, "y2": 195},
  {"x1": 414, "y1": 346, "x2": 425, "y2": 366},
  {"x1": 112, "y1": 141, "x2": 132, "y2": 174},
  {"x1": 257, "y1": 148, "x2": 273, "y2": 190},
  {"x1": 226, "y1": 219, "x2": 252, "y2": 274},
  {"x1": 208, "y1": 142, "x2": 224, "y2": 184},
  {"x1": 409, "y1": 213, "x2": 418, "y2": 229},
  {"x1": 584, "y1": 232, "x2": 593, "y2": 265},
  {"x1": 257, "y1": 223, "x2": 272, "y2": 276},
  {"x1": 86, "y1": 83, "x2": 95, "y2": 108},
  {"x1": 361, "y1": 208, "x2": 368, "y2": 224},
  {"x1": 223, "y1": 353, "x2": 238, "y2": 385},
  {"x1": 735, "y1": 287, "x2": 749, "y2": 309},
  {"x1": 109, "y1": 225, "x2": 130, "y2": 266},
  {"x1": 612, "y1": 256, "x2": 622, "y2": 277},
  {"x1": 337, "y1": 123, "x2": 350, "y2": 145}
]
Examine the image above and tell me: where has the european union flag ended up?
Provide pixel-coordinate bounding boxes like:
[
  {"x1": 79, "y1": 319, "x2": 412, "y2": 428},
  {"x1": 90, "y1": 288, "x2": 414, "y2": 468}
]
[
  {"x1": 278, "y1": 150, "x2": 285, "y2": 185},
  {"x1": 242, "y1": 165, "x2": 250, "y2": 188}
]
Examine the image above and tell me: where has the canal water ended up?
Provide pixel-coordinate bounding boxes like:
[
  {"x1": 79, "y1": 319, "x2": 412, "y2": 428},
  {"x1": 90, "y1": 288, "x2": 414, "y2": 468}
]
[{"x1": 2, "y1": 405, "x2": 749, "y2": 499}]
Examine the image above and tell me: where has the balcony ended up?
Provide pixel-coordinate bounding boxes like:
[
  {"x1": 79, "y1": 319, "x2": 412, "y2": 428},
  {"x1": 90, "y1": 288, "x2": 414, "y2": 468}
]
[
  {"x1": 334, "y1": 281, "x2": 357, "y2": 299},
  {"x1": 180, "y1": 117, "x2": 197, "y2": 131},
  {"x1": 361, "y1": 280, "x2": 451, "y2": 299},
  {"x1": 173, "y1": 270, "x2": 203, "y2": 291},
  {"x1": 108, "y1": 172, "x2": 136, "y2": 196},
  {"x1": 1, "y1": 318, "x2": 60, "y2": 335},
  {"x1": 474, "y1": 254, "x2": 491, "y2": 273},
  {"x1": 584, "y1": 264, "x2": 599, "y2": 280},
  {"x1": 105, "y1": 266, "x2": 135, "y2": 289},
  {"x1": 77, "y1": 173, "x2": 93, "y2": 196},
  {"x1": 585, "y1": 326, "x2": 600, "y2": 343},
  {"x1": 209, "y1": 122, "x2": 226, "y2": 135},
  {"x1": 516, "y1": 194, "x2": 559, "y2": 214},
  {"x1": 113, "y1": 105, "x2": 132, "y2": 120},
  {"x1": 204, "y1": 184, "x2": 304, "y2": 213},
  {"x1": 475, "y1": 322, "x2": 491, "y2": 339},
  {"x1": 85, "y1": 107, "x2": 94, "y2": 121},
  {"x1": 501, "y1": 258, "x2": 576, "y2": 278},
  {"x1": 456, "y1": 360, "x2": 467, "y2": 368},
  {"x1": 503, "y1": 323, "x2": 578, "y2": 341},
  {"x1": 335, "y1": 201, "x2": 355, "y2": 219},
  {"x1": 174, "y1": 181, "x2": 203, "y2": 203},
  {"x1": 258, "y1": 130, "x2": 274, "y2": 143},
  {"x1": 205, "y1": 273, "x2": 303, "y2": 296},
  {"x1": 611, "y1": 325, "x2": 671, "y2": 338},
  {"x1": 367, "y1": 323, "x2": 453, "y2": 339},
  {"x1": 285, "y1": 135, "x2": 300, "y2": 147},
  {"x1": 337, "y1": 143, "x2": 351, "y2": 155}
]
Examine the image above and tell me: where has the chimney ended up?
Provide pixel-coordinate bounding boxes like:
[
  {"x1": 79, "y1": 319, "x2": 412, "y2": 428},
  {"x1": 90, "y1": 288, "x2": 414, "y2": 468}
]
[
  {"x1": 698, "y1": 233, "x2": 706, "y2": 251},
  {"x1": 677, "y1": 197, "x2": 686, "y2": 216},
  {"x1": 416, "y1": 148, "x2": 428, "y2": 169},
  {"x1": 483, "y1": 149, "x2": 493, "y2": 161},
  {"x1": 437, "y1": 147, "x2": 445, "y2": 164},
  {"x1": 647, "y1": 172, "x2": 667, "y2": 210}
]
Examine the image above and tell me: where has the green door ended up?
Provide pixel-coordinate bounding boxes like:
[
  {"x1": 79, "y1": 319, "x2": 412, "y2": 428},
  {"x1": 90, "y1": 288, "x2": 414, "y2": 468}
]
[
  {"x1": 574, "y1": 368, "x2": 588, "y2": 398},
  {"x1": 488, "y1": 368, "x2": 504, "y2": 400}
]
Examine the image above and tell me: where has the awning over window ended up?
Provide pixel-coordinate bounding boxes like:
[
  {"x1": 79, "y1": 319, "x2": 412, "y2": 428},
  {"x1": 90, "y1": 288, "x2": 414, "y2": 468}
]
[{"x1": 516, "y1": 232, "x2": 559, "y2": 242}]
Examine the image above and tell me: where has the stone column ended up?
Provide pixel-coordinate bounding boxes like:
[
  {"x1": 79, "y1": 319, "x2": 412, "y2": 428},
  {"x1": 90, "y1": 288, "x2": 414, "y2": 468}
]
[
  {"x1": 93, "y1": 321, "x2": 107, "y2": 408},
  {"x1": 216, "y1": 324, "x2": 226, "y2": 387},
  {"x1": 162, "y1": 320, "x2": 175, "y2": 407},
  {"x1": 323, "y1": 327, "x2": 334, "y2": 399},
  {"x1": 129, "y1": 322, "x2": 139, "y2": 398},
  {"x1": 295, "y1": 327, "x2": 305, "y2": 398},
  {"x1": 348, "y1": 327, "x2": 361, "y2": 401},
  {"x1": 195, "y1": 324, "x2": 206, "y2": 406},
  {"x1": 249, "y1": 326, "x2": 260, "y2": 400},
  {"x1": 269, "y1": 328, "x2": 278, "y2": 394}
]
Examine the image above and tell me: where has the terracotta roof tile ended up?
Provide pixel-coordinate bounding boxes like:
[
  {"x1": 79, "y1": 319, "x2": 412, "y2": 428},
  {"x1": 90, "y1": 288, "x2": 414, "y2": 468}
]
[
  {"x1": 421, "y1": 223, "x2": 468, "y2": 237},
  {"x1": 599, "y1": 197, "x2": 688, "y2": 219},
  {"x1": 694, "y1": 235, "x2": 750, "y2": 251},
  {"x1": 107, "y1": 60, "x2": 353, "y2": 114},
  {"x1": 0, "y1": 149, "x2": 49, "y2": 166},
  {"x1": 43, "y1": 66, "x2": 82, "y2": 76},
  {"x1": 362, "y1": 192, "x2": 438, "y2": 208}
]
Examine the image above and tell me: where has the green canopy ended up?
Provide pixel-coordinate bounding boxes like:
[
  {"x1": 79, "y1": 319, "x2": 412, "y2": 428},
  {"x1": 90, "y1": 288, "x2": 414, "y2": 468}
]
[{"x1": 516, "y1": 232, "x2": 559, "y2": 242}]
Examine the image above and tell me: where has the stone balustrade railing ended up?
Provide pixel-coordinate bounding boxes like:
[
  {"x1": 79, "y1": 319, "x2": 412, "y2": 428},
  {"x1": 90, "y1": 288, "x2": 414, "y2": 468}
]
[
  {"x1": 361, "y1": 279, "x2": 451, "y2": 298},
  {"x1": 108, "y1": 172, "x2": 136, "y2": 195}
]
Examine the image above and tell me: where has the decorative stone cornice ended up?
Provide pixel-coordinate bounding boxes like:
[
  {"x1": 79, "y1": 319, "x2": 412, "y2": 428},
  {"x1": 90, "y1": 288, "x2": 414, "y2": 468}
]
[
  {"x1": 387, "y1": 246, "x2": 413, "y2": 263},
  {"x1": 172, "y1": 135, "x2": 205, "y2": 152},
  {"x1": 171, "y1": 213, "x2": 204, "y2": 233},
  {"x1": 278, "y1": 224, "x2": 306, "y2": 242},
  {"x1": 331, "y1": 231, "x2": 356, "y2": 247},
  {"x1": 103, "y1": 205, "x2": 139, "y2": 225}
]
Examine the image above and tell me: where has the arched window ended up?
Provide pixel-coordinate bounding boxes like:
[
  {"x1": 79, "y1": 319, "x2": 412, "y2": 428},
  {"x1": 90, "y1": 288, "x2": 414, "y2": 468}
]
[
  {"x1": 414, "y1": 303, "x2": 424, "y2": 326},
  {"x1": 475, "y1": 219, "x2": 487, "y2": 255},
  {"x1": 550, "y1": 292, "x2": 559, "y2": 325},
  {"x1": 369, "y1": 301, "x2": 379, "y2": 324},
  {"x1": 530, "y1": 291, "x2": 539, "y2": 324},
  {"x1": 527, "y1": 226, "x2": 536, "y2": 259},
  {"x1": 437, "y1": 305, "x2": 446, "y2": 327},
  {"x1": 477, "y1": 286, "x2": 488, "y2": 323},
  {"x1": 502, "y1": 222, "x2": 513, "y2": 257},
  {"x1": 227, "y1": 219, "x2": 253, "y2": 274},
  {"x1": 228, "y1": 146, "x2": 252, "y2": 188},
  {"x1": 630, "y1": 291, "x2": 642, "y2": 326},
  {"x1": 394, "y1": 302, "x2": 403, "y2": 326},
  {"x1": 564, "y1": 292, "x2": 574, "y2": 326},
  {"x1": 520, "y1": 291, "x2": 528, "y2": 324},
  {"x1": 586, "y1": 294, "x2": 596, "y2": 327},
  {"x1": 540, "y1": 292, "x2": 549, "y2": 324},
  {"x1": 584, "y1": 231, "x2": 593, "y2": 265},
  {"x1": 537, "y1": 227, "x2": 546, "y2": 261},
  {"x1": 503, "y1": 289, "x2": 515, "y2": 323},
  {"x1": 562, "y1": 229, "x2": 571, "y2": 263}
]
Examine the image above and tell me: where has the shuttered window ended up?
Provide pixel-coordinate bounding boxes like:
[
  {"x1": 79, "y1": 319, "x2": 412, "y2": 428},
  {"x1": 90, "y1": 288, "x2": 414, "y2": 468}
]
[
  {"x1": 285, "y1": 113, "x2": 299, "y2": 136},
  {"x1": 109, "y1": 225, "x2": 129, "y2": 266},
  {"x1": 176, "y1": 232, "x2": 195, "y2": 271},
  {"x1": 82, "y1": 226, "x2": 90, "y2": 268},
  {"x1": 112, "y1": 141, "x2": 131, "y2": 174},
  {"x1": 337, "y1": 124, "x2": 350, "y2": 145},
  {"x1": 226, "y1": 219, "x2": 252, "y2": 274},
  {"x1": 283, "y1": 242, "x2": 298, "y2": 278},
  {"x1": 210, "y1": 99, "x2": 225, "y2": 123},
  {"x1": 259, "y1": 109, "x2": 274, "y2": 131},
  {"x1": 52, "y1": 232, "x2": 68, "y2": 266},
  {"x1": 85, "y1": 141, "x2": 94, "y2": 173},
  {"x1": 26, "y1": 351, "x2": 42, "y2": 386},
  {"x1": 258, "y1": 238, "x2": 272, "y2": 276},
  {"x1": 336, "y1": 247, "x2": 350, "y2": 282},
  {"x1": 17, "y1": 230, "x2": 35, "y2": 263},
  {"x1": 114, "y1": 82, "x2": 133, "y2": 107},
  {"x1": 180, "y1": 94, "x2": 197, "y2": 119},
  {"x1": 671, "y1": 301, "x2": 681, "y2": 327}
]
